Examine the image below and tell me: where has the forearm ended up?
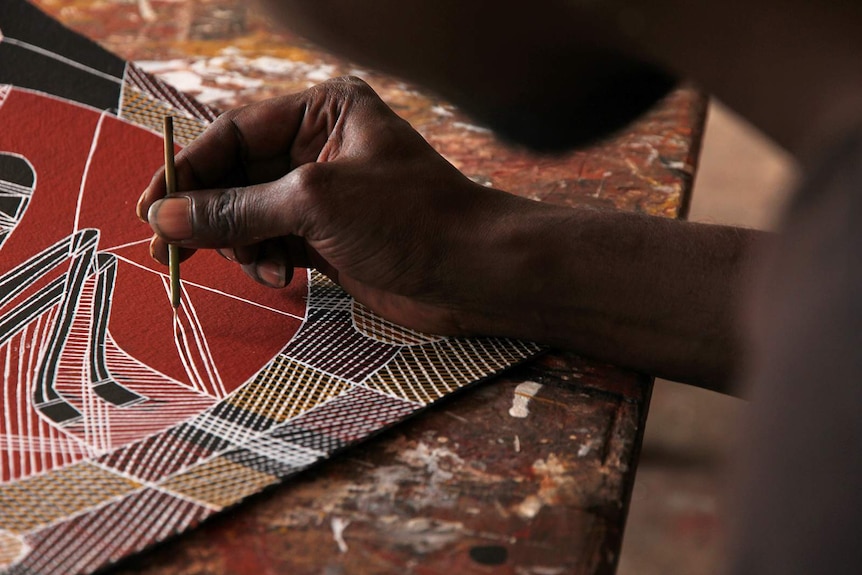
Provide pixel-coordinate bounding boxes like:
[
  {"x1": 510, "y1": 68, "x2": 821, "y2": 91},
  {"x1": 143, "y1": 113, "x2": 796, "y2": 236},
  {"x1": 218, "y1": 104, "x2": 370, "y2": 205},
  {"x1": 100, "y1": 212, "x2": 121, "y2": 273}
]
[{"x1": 465, "y1": 202, "x2": 764, "y2": 393}]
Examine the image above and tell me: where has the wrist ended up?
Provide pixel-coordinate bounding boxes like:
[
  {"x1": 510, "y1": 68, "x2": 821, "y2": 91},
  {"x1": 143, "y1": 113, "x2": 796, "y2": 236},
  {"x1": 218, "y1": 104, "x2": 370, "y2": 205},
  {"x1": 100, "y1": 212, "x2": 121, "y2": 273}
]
[{"x1": 449, "y1": 192, "x2": 577, "y2": 341}]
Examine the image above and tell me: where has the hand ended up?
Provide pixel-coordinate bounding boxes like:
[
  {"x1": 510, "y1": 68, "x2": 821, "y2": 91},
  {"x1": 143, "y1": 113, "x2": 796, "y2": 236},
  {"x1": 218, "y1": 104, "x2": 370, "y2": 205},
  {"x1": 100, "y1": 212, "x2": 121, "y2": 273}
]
[
  {"x1": 138, "y1": 76, "x2": 760, "y2": 389},
  {"x1": 138, "y1": 77, "x2": 540, "y2": 336}
]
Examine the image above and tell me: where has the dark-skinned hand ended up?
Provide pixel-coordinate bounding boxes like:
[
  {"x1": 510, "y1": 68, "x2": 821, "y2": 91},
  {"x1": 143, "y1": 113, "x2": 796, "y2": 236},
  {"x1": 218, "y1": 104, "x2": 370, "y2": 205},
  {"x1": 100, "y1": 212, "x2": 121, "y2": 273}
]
[
  {"x1": 138, "y1": 76, "x2": 547, "y2": 337},
  {"x1": 138, "y1": 76, "x2": 762, "y2": 390}
]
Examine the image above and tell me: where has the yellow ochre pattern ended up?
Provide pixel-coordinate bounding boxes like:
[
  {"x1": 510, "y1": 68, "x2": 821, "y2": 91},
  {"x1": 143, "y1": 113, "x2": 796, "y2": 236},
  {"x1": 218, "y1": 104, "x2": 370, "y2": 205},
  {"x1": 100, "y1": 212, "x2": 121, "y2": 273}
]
[
  {"x1": 0, "y1": 463, "x2": 140, "y2": 533},
  {"x1": 0, "y1": 529, "x2": 26, "y2": 569},
  {"x1": 364, "y1": 338, "x2": 537, "y2": 404},
  {"x1": 226, "y1": 356, "x2": 352, "y2": 422},
  {"x1": 120, "y1": 86, "x2": 208, "y2": 146},
  {"x1": 160, "y1": 456, "x2": 277, "y2": 509}
]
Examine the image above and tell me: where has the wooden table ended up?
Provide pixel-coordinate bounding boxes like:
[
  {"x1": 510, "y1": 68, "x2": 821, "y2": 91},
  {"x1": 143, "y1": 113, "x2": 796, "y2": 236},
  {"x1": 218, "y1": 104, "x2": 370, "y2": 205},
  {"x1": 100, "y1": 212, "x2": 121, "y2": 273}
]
[{"x1": 34, "y1": 1, "x2": 707, "y2": 573}]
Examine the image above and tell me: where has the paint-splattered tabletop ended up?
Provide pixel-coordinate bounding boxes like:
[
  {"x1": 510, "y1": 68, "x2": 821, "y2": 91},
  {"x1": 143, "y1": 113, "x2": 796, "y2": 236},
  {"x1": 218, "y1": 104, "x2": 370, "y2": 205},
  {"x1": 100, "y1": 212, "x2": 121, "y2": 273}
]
[{"x1": 31, "y1": 0, "x2": 706, "y2": 573}]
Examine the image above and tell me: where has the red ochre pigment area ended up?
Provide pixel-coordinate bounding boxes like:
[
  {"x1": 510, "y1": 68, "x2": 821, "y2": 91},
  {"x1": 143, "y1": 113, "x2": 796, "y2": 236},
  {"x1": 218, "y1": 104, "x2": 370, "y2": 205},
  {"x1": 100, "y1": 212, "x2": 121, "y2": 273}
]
[{"x1": 0, "y1": 88, "x2": 308, "y2": 478}]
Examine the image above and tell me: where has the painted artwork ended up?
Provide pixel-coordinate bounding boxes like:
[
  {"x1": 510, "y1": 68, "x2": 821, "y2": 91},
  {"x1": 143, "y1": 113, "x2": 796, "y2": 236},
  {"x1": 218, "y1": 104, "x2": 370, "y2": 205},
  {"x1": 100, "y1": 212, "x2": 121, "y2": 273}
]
[{"x1": 0, "y1": 2, "x2": 540, "y2": 573}]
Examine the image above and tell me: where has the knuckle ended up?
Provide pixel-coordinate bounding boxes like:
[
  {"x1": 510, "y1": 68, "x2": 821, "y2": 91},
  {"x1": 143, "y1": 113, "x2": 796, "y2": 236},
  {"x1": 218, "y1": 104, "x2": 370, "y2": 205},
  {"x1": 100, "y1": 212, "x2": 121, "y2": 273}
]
[
  {"x1": 203, "y1": 188, "x2": 247, "y2": 241},
  {"x1": 288, "y1": 164, "x2": 332, "y2": 237},
  {"x1": 329, "y1": 75, "x2": 368, "y2": 90},
  {"x1": 208, "y1": 108, "x2": 241, "y2": 136},
  {"x1": 324, "y1": 75, "x2": 376, "y2": 102},
  {"x1": 291, "y1": 163, "x2": 329, "y2": 198}
]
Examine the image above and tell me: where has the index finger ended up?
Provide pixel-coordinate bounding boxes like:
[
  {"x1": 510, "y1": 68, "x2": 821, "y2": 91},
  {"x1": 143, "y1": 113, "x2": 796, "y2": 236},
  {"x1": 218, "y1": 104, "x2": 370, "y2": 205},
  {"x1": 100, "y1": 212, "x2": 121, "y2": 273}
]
[
  {"x1": 137, "y1": 76, "x2": 384, "y2": 223},
  {"x1": 137, "y1": 91, "x2": 310, "y2": 222}
]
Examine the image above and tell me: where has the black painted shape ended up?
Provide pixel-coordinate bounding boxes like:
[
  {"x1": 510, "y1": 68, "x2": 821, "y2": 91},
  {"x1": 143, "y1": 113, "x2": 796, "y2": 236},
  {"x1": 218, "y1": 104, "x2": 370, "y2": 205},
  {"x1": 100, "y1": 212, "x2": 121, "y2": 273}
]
[
  {"x1": 92, "y1": 382, "x2": 141, "y2": 406},
  {"x1": 36, "y1": 229, "x2": 99, "y2": 403},
  {"x1": 38, "y1": 401, "x2": 82, "y2": 424},
  {"x1": 0, "y1": 197, "x2": 23, "y2": 214},
  {"x1": 88, "y1": 252, "x2": 145, "y2": 407},
  {"x1": 0, "y1": 154, "x2": 35, "y2": 187},
  {"x1": 469, "y1": 545, "x2": 509, "y2": 566},
  {"x1": 0, "y1": 154, "x2": 34, "y2": 249},
  {"x1": 0, "y1": 0, "x2": 124, "y2": 111},
  {"x1": 0, "y1": 276, "x2": 64, "y2": 347}
]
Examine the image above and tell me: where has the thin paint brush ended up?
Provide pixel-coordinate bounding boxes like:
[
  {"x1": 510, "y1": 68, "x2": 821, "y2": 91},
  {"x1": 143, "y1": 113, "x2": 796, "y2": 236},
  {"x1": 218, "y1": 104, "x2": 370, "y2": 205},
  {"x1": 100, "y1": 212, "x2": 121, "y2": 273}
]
[{"x1": 163, "y1": 116, "x2": 181, "y2": 311}]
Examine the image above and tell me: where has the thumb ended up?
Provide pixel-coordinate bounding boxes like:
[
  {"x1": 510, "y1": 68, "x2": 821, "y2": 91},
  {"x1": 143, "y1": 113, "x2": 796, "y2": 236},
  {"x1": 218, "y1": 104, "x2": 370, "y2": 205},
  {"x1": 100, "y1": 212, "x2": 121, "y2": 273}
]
[{"x1": 146, "y1": 172, "x2": 311, "y2": 248}]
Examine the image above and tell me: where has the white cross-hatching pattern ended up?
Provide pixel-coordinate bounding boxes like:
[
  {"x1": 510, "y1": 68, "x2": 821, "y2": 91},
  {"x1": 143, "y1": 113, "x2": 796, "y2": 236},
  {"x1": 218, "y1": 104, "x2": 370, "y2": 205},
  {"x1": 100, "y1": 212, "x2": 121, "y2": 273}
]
[
  {"x1": 1, "y1": 310, "x2": 96, "y2": 481},
  {"x1": 352, "y1": 300, "x2": 443, "y2": 346},
  {"x1": 228, "y1": 356, "x2": 351, "y2": 424},
  {"x1": 167, "y1": 279, "x2": 227, "y2": 399},
  {"x1": 307, "y1": 270, "x2": 352, "y2": 311},
  {"x1": 53, "y1": 271, "x2": 109, "y2": 450},
  {"x1": 0, "y1": 529, "x2": 27, "y2": 569},
  {"x1": 0, "y1": 84, "x2": 10, "y2": 106},
  {"x1": 97, "y1": 424, "x2": 222, "y2": 484},
  {"x1": 183, "y1": 413, "x2": 259, "y2": 451},
  {"x1": 282, "y1": 308, "x2": 397, "y2": 381},
  {"x1": 0, "y1": 228, "x2": 219, "y2": 478},
  {"x1": 66, "y1": 332, "x2": 216, "y2": 452},
  {"x1": 0, "y1": 179, "x2": 31, "y2": 235},
  {"x1": 269, "y1": 385, "x2": 418, "y2": 453},
  {"x1": 236, "y1": 435, "x2": 324, "y2": 470},
  {"x1": 118, "y1": 85, "x2": 209, "y2": 147},
  {"x1": 17, "y1": 487, "x2": 212, "y2": 575},
  {"x1": 364, "y1": 338, "x2": 542, "y2": 404}
]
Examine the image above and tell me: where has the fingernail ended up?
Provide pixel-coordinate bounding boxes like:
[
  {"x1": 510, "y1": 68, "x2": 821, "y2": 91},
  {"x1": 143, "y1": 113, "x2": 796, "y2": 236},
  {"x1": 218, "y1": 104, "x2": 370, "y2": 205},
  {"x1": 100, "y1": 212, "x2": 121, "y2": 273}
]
[
  {"x1": 218, "y1": 248, "x2": 238, "y2": 262},
  {"x1": 136, "y1": 192, "x2": 147, "y2": 221},
  {"x1": 148, "y1": 197, "x2": 192, "y2": 241},
  {"x1": 256, "y1": 260, "x2": 286, "y2": 288},
  {"x1": 149, "y1": 235, "x2": 168, "y2": 264}
]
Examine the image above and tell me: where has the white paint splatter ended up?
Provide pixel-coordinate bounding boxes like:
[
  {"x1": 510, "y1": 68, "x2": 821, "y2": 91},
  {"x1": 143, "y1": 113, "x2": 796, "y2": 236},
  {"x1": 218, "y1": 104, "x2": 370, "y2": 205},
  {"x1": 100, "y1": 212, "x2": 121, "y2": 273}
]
[
  {"x1": 305, "y1": 64, "x2": 337, "y2": 82},
  {"x1": 577, "y1": 439, "x2": 598, "y2": 457},
  {"x1": 665, "y1": 160, "x2": 692, "y2": 173},
  {"x1": 331, "y1": 517, "x2": 350, "y2": 553},
  {"x1": 390, "y1": 518, "x2": 464, "y2": 554},
  {"x1": 529, "y1": 567, "x2": 567, "y2": 575},
  {"x1": 137, "y1": 0, "x2": 156, "y2": 22},
  {"x1": 514, "y1": 434, "x2": 521, "y2": 453},
  {"x1": 137, "y1": 54, "x2": 340, "y2": 108},
  {"x1": 399, "y1": 441, "x2": 464, "y2": 483},
  {"x1": 248, "y1": 55, "x2": 298, "y2": 75},
  {"x1": 509, "y1": 381, "x2": 543, "y2": 418},
  {"x1": 136, "y1": 59, "x2": 189, "y2": 74},
  {"x1": 452, "y1": 121, "x2": 492, "y2": 134},
  {"x1": 515, "y1": 494, "x2": 543, "y2": 519},
  {"x1": 511, "y1": 454, "x2": 575, "y2": 520}
]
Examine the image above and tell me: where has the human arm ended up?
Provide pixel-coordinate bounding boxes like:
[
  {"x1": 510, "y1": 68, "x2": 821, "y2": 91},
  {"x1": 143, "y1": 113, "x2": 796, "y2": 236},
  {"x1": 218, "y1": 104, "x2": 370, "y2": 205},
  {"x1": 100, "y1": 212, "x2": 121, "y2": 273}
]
[{"x1": 139, "y1": 78, "x2": 761, "y2": 393}]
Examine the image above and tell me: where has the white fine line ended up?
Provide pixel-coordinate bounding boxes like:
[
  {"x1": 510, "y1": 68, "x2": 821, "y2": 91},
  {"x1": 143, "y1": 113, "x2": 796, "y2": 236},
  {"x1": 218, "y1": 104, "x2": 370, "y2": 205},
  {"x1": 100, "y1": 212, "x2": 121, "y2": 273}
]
[
  {"x1": 118, "y1": 62, "x2": 130, "y2": 116},
  {"x1": 112, "y1": 254, "x2": 306, "y2": 321},
  {"x1": 73, "y1": 111, "x2": 109, "y2": 236},
  {"x1": 164, "y1": 278, "x2": 206, "y2": 396},
  {"x1": 102, "y1": 238, "x2": 151, "y2": 253},
  {"x1": 181, "y1": 286, "x2": 227, "y2": 397}
]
